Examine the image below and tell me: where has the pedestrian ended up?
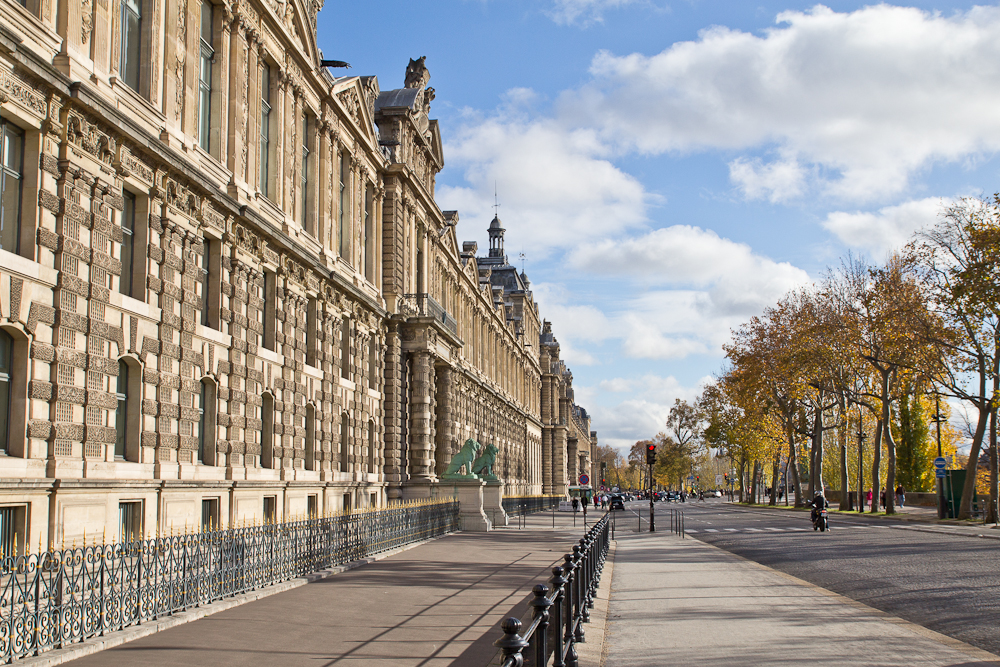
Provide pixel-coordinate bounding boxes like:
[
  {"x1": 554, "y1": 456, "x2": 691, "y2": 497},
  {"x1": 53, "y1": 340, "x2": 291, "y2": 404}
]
[
  {"x1": 572, "y1": 497, "x2": 579, "y2": 513},
  {"x1": 880, "y1": 488, "x2": 886, "y2": 508},
  {"x1": 895, "y1": 484, "x2": 905, "y2": 508},
  {"x1": 865, "y1": 488, "x2": 873, "y2": 509}
]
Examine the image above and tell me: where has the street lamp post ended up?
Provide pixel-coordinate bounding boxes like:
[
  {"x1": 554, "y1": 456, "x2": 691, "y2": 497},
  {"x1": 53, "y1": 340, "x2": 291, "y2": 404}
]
[
  {"x1": 649, "y1": 460, "x2": 655, "y2": 532},
  {"x1": 857, "y1": 412, "x2": 866, "y2": 513},
  {"x1": 935, "y1": 394, "x2": 945, "y2": 517}
]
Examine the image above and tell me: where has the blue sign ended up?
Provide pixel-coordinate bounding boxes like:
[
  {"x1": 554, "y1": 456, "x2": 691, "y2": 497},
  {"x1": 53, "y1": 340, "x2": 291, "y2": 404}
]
[
  {"x1": 578, "y1": 474, "x2": 589, "y2": 485},
  {"x1": 933, "y1": 457, "x2": 947, "y2": 469},
  {"x1": 935, "y1": 468, "x2": 947, "y2": 478}
]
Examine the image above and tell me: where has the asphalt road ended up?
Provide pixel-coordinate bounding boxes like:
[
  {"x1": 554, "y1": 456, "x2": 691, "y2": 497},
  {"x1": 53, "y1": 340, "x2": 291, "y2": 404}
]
[{"x1": 620, "y1": 499, "x2": 1000, "y2": 656}]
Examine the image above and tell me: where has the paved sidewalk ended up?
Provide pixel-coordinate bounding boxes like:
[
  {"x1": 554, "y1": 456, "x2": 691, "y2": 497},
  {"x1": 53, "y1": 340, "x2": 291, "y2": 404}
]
[
  {"x1": 601, "y1": 529, "x2": 1000, "y2": 667},
  {"x1": 54, "y1": 511, "x2": 599, "y2": 667}
]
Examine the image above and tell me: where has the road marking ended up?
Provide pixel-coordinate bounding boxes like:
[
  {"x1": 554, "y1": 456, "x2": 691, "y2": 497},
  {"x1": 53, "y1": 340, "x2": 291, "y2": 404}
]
[
  {"x1": 745, "y1": 528, "x2": 763, "y2": 532},
  {"x1": 705, "y1": 529, "x2": 719, "y2": 533},
  {"x1": 723, "y1": 528, "x2": 737, "y2": 532},
  {"x1": 763, "y1": 527, "x2": 784, "y2": 532}
]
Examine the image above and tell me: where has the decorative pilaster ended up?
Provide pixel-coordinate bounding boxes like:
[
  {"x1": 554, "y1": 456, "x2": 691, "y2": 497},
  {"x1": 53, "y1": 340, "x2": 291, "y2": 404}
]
[{"x1": 408, "y1": 349, "x2": 433, "y2": 480}]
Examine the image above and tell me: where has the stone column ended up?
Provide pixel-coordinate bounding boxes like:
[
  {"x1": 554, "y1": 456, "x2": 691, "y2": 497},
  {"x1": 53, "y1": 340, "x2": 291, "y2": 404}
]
[
  {"x1": 434, "y1": 365, "x2": 455, "y2": 478},
  {"x1": 567, "y1": 438, "x2": 578, "y2": 486},
  {"x1": 383, "y1": 323, "x2": 403, "y2": 499},
  {"x1": 408, "y1": 350, "x2": 433, "y2": 480}
]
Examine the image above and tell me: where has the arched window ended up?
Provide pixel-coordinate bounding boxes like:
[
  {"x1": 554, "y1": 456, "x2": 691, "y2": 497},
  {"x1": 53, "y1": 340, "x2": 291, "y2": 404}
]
[
  {"x1": 305, "y1": 403, "x2": 316, "y2": 471},
  {"x1": 339, "y1": 413, "x2": 349, "y2": 473},
  {"x1": 261, "y1": 393, "x2": 274, "y2": 468},
  {"x1": 198, "y1": 378, "x2": 217, "y2": 465},
  {"x1": 0, "y1": 331, "x2": 11, "y2": 455}
]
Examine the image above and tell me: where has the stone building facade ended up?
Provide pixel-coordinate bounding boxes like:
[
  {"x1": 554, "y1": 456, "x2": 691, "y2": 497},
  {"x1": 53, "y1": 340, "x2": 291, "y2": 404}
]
[{"x1": 0, "y1": 0, "x2": 594, "y2": 550}]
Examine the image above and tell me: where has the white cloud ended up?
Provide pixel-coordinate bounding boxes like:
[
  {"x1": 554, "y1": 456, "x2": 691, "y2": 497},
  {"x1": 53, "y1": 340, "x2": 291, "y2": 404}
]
[
  {"x1": 728, "y1": 156, "x2": 807, "y2": 203},
  {"x1": 563, "y1": 4, "x2": 1000, "y2": 201},
  {"x1": 546, "y1": 0, "x2": 641, "y2": 26},
  {"x1": 588, "y1": 374, "x2": 714, "y2": 449},
  {"x1": 438, "y1": 117, "x2": 650, "y2": 256},
  {"x1": 572, "y1": 225, "x2": 811, "y2": 316},
  {"x1": 823, "y1": 197, "x2": 949, "y2": 255}
]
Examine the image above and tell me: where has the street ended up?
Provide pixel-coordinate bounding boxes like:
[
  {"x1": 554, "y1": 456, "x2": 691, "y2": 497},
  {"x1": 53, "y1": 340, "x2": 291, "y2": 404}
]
[{"x1": 612, "y1": 498, "x2": 1000, "y2": 656}]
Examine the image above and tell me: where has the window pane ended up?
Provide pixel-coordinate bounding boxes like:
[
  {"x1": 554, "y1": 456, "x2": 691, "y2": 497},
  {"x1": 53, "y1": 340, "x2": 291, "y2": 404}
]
[
  {"x1": 0, "y1": 332, "x2": 11, "y2": 454},
  {"x1": 121, "y1": 0, "x2": 141, "y2": 90},
  {"x1": 115, "y1": 362, "x2": 128, "y2": 458},
  {"x1": 119, "y1": 193, "x2": 135, "y2": 296},
  {"x1": 0, "y1": 124, "x2": 23, "y2": 255}
]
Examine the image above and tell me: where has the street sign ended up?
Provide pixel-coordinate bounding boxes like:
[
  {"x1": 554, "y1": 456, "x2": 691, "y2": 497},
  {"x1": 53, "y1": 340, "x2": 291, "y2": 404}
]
[
  {"x1": 933, "y1": 456, "x2": 947, "y2": 469},
  {"x1": 578, "y1": 474, "x2": 589, "y2": 485},
  {"x1": 715, "y1": 475, "x2": 723, "y2": 485},
  {"x1": 935, "y1": 468, "x2": 947, "y2": 478},
  {"x1": 688, "y1": 475, "x2": 694, "y2": 481}
]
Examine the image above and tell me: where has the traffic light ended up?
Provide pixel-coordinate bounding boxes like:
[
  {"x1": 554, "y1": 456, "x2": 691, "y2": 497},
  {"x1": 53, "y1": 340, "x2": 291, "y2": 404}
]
[{"x1": 646, "y1": 443, "x2": 656, "y2": 465}]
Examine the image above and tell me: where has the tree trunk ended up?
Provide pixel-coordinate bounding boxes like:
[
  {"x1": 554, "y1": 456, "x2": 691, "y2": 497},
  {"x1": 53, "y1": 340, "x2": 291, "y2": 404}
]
[
  {"x1": 809, "y1": 405, "x2": 824, "y2": 501},
  {"x1": 883, "y1": 370, "x2": 897, "y2": 515},
  {"x1": 750, "y1": 460, "x2": 760, "y2": 504},
  {"x1": 959, "y1": 355, "x2": 991, "y2": 520},
  {"x1": 738, "y1": 457, "x2": 746, "y2": 503},
  {"x1": 769, "y1": 453, "x2": 779, "y2": 506},
  {"x1": 871, "y1": 418, "x2": 883, "y2": 513},
  {"x1": 839, "y1": 404, "x2": 850, "y2": 510},
  {"x1": 857, "y1": 412, "x2": 865, "y2": 512},
  {"x1": 788, "y1": 413, "x2": 803, "y2": 507}
]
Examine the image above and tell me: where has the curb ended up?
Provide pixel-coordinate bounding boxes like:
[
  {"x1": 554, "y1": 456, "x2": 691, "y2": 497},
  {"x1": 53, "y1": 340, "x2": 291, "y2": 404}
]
[
  {"x1": 12, "y1": 534, "x2": 448, "y2": 667},
  {"x1": 575, "y1": 539, "x2": 616, "y2": 667}
]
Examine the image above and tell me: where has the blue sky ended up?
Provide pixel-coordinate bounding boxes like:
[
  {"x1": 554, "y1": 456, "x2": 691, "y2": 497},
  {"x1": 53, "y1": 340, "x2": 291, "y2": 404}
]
[{"x1": 318, "y1": 1, "x2": 1000, "y2": 451}]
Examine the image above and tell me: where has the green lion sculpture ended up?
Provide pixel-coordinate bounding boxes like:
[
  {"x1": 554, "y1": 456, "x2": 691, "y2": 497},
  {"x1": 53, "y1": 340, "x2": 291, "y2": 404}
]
[
  {"x1": 471, "y1": 443, "x2": 499, "y2": 481},
  {"x1": 442, "y1": 438, "x2": 482, "y2": 479}
]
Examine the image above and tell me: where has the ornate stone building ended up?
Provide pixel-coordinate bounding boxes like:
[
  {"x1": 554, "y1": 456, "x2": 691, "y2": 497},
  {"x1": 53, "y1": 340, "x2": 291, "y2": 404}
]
[{"x1": 0, "y1": 0, "x2": 594, "y2": 549}]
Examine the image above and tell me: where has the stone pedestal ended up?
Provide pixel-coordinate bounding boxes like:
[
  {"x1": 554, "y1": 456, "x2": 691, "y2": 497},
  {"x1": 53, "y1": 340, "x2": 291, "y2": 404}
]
[
  {"x1": 451, "y1": 479, "x2": 491, "y2": 532},
  {"x1": 483, "y1": 480, "x2": 508, "y2": 527}
]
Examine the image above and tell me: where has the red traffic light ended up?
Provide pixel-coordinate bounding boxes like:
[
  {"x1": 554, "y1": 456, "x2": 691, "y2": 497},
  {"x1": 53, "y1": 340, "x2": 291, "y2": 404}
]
[{"x1": 645, "y1": 444, "x2": 656, "y2": 465}]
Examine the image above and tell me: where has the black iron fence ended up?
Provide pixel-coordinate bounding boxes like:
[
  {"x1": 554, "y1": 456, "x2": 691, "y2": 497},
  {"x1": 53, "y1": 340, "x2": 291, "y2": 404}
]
[
  {"x1": 502, "y1": 495, "x2": 562, "y2": 517},
  {"x1": 491, "y1": 513, "x2": 611, "y2": 666},
  {"x1": 0, "y1": 499, "x2": 459, "y2": 663}
]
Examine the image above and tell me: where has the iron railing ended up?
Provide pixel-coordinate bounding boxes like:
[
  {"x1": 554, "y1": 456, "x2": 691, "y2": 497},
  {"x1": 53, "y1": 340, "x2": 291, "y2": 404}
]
[
  {"x1": 401, "y1": 293, "x2": 459, "y2": 335},
  {"x1": 491, "y1": 513, "x2": 611, "y2": 666},
  {"x1": 502, "y1": 495, "x2": 562, "y2": 517},
  {"x1": 0, "y1": 499, "x2": 459, "y2": 663}
]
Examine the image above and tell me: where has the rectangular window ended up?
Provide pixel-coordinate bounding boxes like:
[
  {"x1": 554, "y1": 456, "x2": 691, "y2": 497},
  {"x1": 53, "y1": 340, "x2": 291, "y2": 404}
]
[
  {"x1": 0, "y1": 120, "x2": 24, "y2": 255},
  {"x1": 118, "y1": 501, "x2": 142, "y2": 544},
  {"x1": 363, "y1": 184, "x2": 373, "y2": 281},
  {"x1": 300, "y1": 114, "x2": 310, "y2": 232},
  {"x1": 305, "y1": 297, "x2": 317, "y2": 366},
  {"x1": 201, "y1": 498, "x2": 219, "y2": 532},
  {"x1": 262, "y1": 270, "x2": 276, "y2": 351},
  {"x1": 342, "y1": 493, "x2": 351, "y2": 513},
  {"x1": 338, "y1": 152, "x2": 349, "y2": 259},
  {"x1": 201, "y1": 239, "x2": 220, "y2": 329},
  {"x1": 114, "y1": 361, "x2": 128, "y2": 459},
  {"x1": 261, "y1": 392, "x2": 274, "y2": 468},
  {"x1": 307, "y1": 494, "x2": 318, "y2": 518},
  {"x1": 370, "y1": 493, "x2": 377, "y2": 509},
  {"x1": 198, "y1": 1, "x2": 214, "y2": 153},
  {"x1": 120, "y1": 0, "x2": 141, "y2": 90},
  {"x1": 0, "y1": 506, "x2": 26, "y2": 556},
  {"x1": 119, "y1": 192, "x2": 135, "y2": 296},
  {"x1": 263, "y1": 496, "x2": 276, "y2": 523},
  {"x1": 340, "y1": 318, "x2": 350, "y2": 379},
  {"x1": 197, "y1": 380, "x2": 207, "y2": 463},
  {"x1": 259, "y1": 65, "x2": 271, "y2": 197},
  {"x1": 0, "y1": 331, "x2": 11, "y2": 455}
]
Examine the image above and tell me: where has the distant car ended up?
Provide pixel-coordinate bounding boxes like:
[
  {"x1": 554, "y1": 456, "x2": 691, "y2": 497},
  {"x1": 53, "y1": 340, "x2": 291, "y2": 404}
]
[{"x1": 609, "y1": 495, "x2": 625, "y2": 511}]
